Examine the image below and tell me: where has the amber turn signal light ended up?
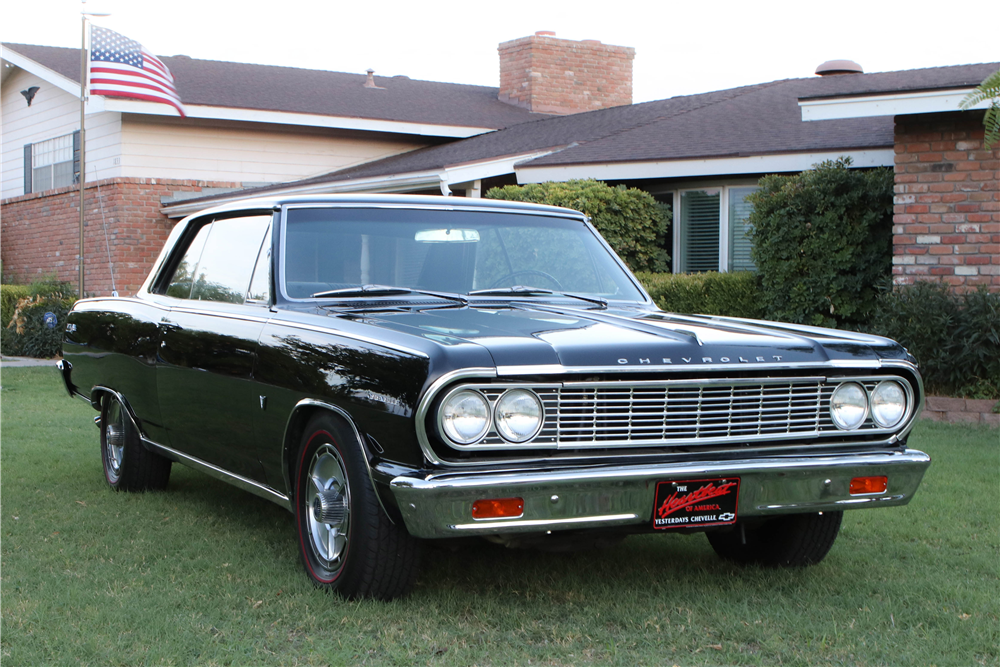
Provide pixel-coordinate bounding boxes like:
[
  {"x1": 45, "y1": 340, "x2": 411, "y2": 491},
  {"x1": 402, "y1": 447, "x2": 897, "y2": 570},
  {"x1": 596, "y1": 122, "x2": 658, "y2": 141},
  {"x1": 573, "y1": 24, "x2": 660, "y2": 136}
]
[
  {"x1": 471, "y1": 497, "x2": 524, "y2": 519},
  {"x1": 850, "y1": 476, "x2": 888, "y2": 495}
]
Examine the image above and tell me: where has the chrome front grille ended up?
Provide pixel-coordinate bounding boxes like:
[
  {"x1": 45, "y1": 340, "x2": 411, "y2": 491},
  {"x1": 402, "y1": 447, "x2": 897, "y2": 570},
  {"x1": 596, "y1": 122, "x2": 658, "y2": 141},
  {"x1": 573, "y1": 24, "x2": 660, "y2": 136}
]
[
  {"x1": 555, "y1": 381, "x2": 830, "y2": 442},
  {"x1": 457, "y1": 376, "x2": 909, "y2": 451}
]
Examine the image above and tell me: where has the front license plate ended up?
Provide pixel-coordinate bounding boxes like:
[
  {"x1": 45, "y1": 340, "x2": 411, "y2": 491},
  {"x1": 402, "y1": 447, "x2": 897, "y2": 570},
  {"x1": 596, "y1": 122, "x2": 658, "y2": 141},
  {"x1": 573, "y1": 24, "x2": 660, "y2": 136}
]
[{"x1": 652, "y1": 477, "x2": 740, "y2": 530}]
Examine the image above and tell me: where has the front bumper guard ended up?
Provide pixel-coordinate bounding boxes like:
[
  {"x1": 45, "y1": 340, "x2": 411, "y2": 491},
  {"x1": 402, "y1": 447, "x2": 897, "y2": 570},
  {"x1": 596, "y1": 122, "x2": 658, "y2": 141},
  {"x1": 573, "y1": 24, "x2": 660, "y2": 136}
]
[{"x1": 389, "y1": 449, "x2": 931, "y2": 539}]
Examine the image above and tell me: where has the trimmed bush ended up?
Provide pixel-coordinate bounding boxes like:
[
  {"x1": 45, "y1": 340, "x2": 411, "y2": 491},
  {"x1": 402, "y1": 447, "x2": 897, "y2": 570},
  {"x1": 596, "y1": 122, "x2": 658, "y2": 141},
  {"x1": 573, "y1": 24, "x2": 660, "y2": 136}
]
[
  {"x1": 2, "y1": 279, "x2": 77, "y2": 359},
  {"x1": 486, "y1": 179, "x2": 671, "y2": 273},
  {"x1": 636, "y1": 271, "x2": 764, "y2": 319},
  {"x1": 746, "y1": 158, "x2": 894, "y2": 329},
  {"x1": 867, "y1": 282, "x2": 1000, "y2": 399}
]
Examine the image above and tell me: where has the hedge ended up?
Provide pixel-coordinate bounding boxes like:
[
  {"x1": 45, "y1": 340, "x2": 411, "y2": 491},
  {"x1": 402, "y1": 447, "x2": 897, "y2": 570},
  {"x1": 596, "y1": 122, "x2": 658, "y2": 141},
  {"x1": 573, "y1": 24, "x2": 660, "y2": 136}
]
[
  {"x1": 486, "y1": 179, "x2": 671, "y2": 273},
  {"x1": 1, "y1": 280, "x2": 77, "y2": 359},
  {"x1": 746, "y1": 158, "x2": 894, "y2": 329},
  {"x1": 635, "y1": 271, "x2": 764, "y2": 319},
  {"x1": 867, "y1": 282, "x2": 1000, "y2": 399}
]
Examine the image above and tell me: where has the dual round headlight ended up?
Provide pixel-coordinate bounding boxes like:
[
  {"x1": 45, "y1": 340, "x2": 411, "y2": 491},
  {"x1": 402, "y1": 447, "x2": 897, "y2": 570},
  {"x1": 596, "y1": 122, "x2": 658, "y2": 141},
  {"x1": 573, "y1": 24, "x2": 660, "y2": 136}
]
[
  {"x1": 440, "y1": 388, "x2": 543, "y2": 445},
  {"x1": 830, "y1": 381, "x2": 907, "y2": 430}
]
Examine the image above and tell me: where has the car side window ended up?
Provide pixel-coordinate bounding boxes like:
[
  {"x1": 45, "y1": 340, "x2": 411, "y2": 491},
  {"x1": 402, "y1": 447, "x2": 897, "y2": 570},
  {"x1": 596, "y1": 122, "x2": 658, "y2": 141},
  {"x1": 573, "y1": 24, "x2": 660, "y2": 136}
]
[
  {"x1": 246, "y1": 225, "x2": 272, "y2": 304},
  {"x1": 166, "y1": 223, "x2": 212, "y2": 298},
  {"x1": 165, "y1": 215, "x2": 270, "y2": 303}
]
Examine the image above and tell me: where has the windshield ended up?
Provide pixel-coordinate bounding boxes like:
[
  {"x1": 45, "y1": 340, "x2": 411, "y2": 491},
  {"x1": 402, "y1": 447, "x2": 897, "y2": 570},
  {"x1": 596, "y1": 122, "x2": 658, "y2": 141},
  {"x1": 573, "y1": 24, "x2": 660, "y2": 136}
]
[{"x1": 281, "y1": 207, "x2": 646, "y2": 302}]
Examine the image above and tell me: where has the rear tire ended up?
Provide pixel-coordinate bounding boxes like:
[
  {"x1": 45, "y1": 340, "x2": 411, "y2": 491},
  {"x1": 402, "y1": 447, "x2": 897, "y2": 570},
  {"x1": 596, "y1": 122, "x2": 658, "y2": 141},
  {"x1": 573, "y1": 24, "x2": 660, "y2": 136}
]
[
  {"x1": 706, "y1": 511, "x2": 843, "y2": 567},
  {"x1": 294, "y1": 413, "x2": 420, "y2": 600},
  {"x1": 101, "y1": 393, "x2": 171, "y2": 492}
]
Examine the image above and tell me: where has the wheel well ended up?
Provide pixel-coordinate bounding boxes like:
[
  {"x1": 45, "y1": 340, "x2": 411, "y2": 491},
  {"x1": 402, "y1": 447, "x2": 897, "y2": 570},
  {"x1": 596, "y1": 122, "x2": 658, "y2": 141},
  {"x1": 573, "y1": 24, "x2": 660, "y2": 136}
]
[{"x1": 282, "y1": 404, "x2": 363, "y2": 500}]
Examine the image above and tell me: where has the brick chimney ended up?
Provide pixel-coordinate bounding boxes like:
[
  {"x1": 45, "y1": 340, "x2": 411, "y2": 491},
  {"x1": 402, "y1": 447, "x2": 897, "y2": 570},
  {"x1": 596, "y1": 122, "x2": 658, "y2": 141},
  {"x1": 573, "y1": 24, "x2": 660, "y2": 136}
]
[{"x1": 498, "y1": 31, "x2": 635, "y2": 114}]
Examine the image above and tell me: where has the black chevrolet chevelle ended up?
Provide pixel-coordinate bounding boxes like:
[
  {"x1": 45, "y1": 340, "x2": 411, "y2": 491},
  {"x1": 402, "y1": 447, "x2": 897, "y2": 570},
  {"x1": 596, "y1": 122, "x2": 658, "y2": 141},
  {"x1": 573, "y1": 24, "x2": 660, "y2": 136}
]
[{"x1": 59, "y1": 194, "x2": 930, "y2": 599}]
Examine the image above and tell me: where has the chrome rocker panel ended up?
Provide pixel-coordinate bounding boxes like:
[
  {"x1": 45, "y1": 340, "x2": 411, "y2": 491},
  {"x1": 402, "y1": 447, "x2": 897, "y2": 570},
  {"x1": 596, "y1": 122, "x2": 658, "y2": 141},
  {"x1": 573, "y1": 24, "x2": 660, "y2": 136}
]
[{"x1": 388, "y1": 448, "x2": 931, "y2": 539}]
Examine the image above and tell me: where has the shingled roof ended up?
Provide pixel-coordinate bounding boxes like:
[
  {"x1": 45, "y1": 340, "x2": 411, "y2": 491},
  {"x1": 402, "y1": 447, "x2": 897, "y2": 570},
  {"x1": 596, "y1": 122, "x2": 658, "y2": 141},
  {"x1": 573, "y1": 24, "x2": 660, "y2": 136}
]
[
  {"x1": 2, "y1": 42, "x2": 545, "y2": 130},
  {"x1": 166, "y1": 60, "x2": 995, "y2": 213}
]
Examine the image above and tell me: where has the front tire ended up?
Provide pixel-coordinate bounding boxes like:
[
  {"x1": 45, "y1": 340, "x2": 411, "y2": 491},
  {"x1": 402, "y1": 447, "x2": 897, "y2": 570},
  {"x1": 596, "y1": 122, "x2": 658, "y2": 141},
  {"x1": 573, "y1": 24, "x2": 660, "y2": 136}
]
[
  {"x1": 101, "y1": 393, "x2": 171, "y2": 492},
  {"x1": 294, "y1": 413, "x2": 420, "y2": 600},
  {"x1": 706, "y1": 511, "x2": 843, "y2": 567}
]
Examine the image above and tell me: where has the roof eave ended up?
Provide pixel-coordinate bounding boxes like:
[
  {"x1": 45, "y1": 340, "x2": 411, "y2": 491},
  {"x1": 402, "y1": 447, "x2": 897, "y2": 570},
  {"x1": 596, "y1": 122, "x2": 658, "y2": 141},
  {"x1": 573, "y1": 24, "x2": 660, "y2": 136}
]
[
  {"x1": 102, "y1": 98, "x2": 497, "y2": 137},
  {"x1": 799, "y1": 87, "x2": 986, "y2": 121},
  {"x1": 516, "y1": 149, "x2": 896, "y2": 183},
  {"x1": 1, "y1": 45, "x2": 79, "y2": 95}
]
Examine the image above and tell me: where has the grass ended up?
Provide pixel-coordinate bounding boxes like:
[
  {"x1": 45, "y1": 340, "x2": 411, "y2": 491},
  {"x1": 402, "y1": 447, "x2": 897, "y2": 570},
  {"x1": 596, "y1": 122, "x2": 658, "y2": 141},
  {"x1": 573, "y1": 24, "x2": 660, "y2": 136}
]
[{"x1": 2, "y1": 366, "x2": 998, "y2": 666}]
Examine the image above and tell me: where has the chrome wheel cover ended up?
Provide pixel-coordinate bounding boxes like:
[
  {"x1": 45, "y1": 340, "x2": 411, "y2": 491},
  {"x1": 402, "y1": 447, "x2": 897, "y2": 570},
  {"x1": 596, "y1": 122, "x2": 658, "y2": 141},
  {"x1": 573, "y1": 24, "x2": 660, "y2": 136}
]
[
  {"x1": 305, "y1": 443, "x2": 350, "y2": 569},
  {"x1": 104, "y1": 400, "x2": 125, "y2": 481}
]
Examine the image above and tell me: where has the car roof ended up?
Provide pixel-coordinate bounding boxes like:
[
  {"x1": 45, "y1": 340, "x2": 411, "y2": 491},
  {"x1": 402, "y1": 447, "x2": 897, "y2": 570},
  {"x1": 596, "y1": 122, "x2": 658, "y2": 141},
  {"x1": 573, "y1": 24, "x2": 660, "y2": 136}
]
[{"x1": 182, "y1": 193, "x2": 589, "y2": 222}]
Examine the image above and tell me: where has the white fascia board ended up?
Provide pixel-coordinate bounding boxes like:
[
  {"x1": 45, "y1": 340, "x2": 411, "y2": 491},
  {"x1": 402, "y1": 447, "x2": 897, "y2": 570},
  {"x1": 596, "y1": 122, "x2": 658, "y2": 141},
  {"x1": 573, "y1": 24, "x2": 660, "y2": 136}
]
[
  {"x1": 101, "y1": 97, "x2": 493, "y2": 137},
  {"x1": 516, "y1": 149, "x2": 896, "y2": 183},
  {"x1": 799, "y1": 88, "x2": 987, "y2": 121},
  {"x1": 1, "y1": 47, "x2": 80, "y2": 95},
  {"x1": 442, "y1": 150, "x2": 558, "y2": 187},
  {"x1": 160, "y1": 171, "x2": 443, "y2": 218}
]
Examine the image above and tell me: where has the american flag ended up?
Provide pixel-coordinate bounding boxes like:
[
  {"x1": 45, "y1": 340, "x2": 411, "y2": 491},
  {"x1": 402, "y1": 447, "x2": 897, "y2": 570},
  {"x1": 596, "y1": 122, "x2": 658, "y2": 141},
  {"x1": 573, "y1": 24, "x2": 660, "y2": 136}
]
[{"x1": 89, "y1": 26, "x2": 186, "y2": 117}]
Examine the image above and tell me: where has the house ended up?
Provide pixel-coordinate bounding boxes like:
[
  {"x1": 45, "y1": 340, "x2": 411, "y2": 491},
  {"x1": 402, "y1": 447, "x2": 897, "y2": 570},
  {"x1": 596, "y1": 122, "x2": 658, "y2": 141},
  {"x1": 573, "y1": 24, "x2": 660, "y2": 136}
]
[
  {"x1": 3, "y1": 32, "x2": 996, "y2": 295},
  {"x1": 1, "y1": 36, "x2": 589, "y2": 293},
  {"x1": 798, "y1": 79, "x2": 999, "y2": 290},
  {"x1": 175, "y1": 55, "x2": 996, "y2": 286}
]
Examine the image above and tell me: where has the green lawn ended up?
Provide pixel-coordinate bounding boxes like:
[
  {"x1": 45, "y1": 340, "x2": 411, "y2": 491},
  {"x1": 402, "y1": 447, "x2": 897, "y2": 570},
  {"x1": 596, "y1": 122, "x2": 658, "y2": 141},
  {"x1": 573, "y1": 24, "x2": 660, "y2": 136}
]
[{"x1": 2, "y1": 366, "x2": 997, "y2": 666}]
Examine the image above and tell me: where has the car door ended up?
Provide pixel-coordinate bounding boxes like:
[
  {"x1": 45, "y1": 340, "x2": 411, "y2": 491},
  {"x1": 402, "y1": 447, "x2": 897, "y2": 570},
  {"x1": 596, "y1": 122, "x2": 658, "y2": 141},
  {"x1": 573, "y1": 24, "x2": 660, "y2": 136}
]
[{"x1": 153, "y1": 213, "x2": 274, "y2": 482}]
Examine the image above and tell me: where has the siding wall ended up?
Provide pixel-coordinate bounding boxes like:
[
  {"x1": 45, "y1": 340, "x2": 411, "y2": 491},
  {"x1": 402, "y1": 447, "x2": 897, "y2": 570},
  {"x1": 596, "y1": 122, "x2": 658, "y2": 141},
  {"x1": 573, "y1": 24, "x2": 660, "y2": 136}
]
[
  {"x1": 118, "y1": 115, "x2": 429, "y2": 183},
  {"x1": 1, "y1": 68, "x2": 122, "y2": 199}
]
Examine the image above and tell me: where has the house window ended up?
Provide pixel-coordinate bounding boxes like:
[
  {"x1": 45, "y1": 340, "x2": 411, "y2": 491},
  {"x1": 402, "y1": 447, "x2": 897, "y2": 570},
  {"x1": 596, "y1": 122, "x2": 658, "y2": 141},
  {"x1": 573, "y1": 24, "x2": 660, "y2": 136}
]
[
  {"x1": 24, "y1": 132, "x2": 79, "y2": 194},
  {"x1": 675, "y1": 185, "x2": 759, "y2": 273}
]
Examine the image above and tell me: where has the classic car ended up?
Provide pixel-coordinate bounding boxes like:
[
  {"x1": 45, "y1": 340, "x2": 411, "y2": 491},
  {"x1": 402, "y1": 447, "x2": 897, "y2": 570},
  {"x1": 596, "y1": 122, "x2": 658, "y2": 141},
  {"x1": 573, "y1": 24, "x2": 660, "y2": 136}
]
[{"x1": 58, "y1": 194, "x2": 930, "y2": 600}]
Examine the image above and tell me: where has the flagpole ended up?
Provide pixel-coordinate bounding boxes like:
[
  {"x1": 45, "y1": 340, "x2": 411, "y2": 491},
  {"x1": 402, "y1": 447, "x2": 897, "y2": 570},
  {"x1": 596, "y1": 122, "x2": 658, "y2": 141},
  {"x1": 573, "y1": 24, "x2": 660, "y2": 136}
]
[
  {"x1": 79, "y1": 13, "x2": 87, "y2": 298},
  {"x1": 79, "y1": 5, "x2": 110, "y2": 298}
]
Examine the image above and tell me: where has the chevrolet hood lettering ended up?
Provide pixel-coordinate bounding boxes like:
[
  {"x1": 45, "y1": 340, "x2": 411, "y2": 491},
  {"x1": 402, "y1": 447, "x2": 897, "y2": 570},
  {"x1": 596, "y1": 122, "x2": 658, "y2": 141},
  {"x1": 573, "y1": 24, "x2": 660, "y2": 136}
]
[{"x1": 321, "y1": 304, "x2": 899, "y2": 369}]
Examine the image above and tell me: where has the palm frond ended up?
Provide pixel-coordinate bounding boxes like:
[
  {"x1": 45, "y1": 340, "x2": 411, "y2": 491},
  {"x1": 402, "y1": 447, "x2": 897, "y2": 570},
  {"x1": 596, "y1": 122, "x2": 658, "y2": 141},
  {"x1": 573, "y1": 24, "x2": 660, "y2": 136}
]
[
  {"x1": 960, "y1": 69, "x2": 1000, "y2": 148},
  {"x1": 959, "y1": 69, "x2": 1000, "y2": 109}
]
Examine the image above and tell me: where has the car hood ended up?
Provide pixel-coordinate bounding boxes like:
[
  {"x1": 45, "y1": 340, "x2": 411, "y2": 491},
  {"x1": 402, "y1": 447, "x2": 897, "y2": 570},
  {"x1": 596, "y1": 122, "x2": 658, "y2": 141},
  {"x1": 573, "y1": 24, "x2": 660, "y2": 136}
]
[{"x1": 329, "y1": 303, "x2": 909, "y2": 371}]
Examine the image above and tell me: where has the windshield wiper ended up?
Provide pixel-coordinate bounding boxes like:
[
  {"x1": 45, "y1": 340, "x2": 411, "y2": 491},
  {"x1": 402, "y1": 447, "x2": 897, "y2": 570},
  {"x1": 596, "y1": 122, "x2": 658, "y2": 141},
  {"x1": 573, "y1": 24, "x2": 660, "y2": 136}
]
[
  {"x1": 310, "y1": 284, "x2": 468, "y2": 305},
  {"x1": 468, "y1": 285, "x2": 607, "y2": 309}
]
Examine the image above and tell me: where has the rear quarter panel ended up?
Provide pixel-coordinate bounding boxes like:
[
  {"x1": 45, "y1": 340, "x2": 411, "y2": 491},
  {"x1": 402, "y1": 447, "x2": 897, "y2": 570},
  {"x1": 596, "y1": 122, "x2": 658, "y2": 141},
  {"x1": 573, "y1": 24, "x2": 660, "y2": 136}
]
[{"x1": 63, "y1": 298, "x2": 166, "y2": 442}]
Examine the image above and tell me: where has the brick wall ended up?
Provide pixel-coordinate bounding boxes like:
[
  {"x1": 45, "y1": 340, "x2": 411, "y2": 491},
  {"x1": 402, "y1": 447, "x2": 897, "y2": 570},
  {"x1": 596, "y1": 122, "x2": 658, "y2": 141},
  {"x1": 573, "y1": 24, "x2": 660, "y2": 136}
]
[
  {"x1": 498, "y1": 32, "x2": 634, "y2": 115},
  {"x1": 1, "y1": 178, "x2": 241, "y2": 297},
  {"x1": 892, "y1": 110, "x2": 1000, "y2": 291}
]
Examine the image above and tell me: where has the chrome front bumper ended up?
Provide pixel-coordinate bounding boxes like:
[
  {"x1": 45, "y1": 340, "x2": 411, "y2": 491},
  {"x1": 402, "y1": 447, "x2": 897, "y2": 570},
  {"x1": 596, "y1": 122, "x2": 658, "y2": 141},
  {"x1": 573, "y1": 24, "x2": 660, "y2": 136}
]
[{"x1": 389, "y1": 449, "x2": 931, "y2": 539}]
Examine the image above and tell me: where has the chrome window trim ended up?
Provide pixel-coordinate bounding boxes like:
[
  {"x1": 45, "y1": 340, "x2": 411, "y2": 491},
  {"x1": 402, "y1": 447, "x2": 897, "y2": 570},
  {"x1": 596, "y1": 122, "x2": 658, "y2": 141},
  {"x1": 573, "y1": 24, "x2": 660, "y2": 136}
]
[{"x1": 414, "y1": 362, "x2": 922, "y2": 468}]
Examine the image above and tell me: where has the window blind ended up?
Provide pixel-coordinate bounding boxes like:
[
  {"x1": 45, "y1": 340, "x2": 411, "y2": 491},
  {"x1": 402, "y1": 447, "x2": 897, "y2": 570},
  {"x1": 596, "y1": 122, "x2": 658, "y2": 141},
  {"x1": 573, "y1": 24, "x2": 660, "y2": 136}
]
[{"x1": 679, "y1": 190, "x2": 720, "y2": 273}]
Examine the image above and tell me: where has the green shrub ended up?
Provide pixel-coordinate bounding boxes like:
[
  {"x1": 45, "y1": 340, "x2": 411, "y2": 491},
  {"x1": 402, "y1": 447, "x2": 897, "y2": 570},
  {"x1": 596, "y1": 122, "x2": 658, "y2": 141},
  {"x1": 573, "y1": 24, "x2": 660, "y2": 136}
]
[
  {"x1": 636, "y1": 271, "x2": 765, "y2": 319},
  {"x1": 746, "y1": 158, "x2": 894, "y2": 329},
  {"x1": 486, "y1": 179, "x2": 671, "y2": 272},
  {"x1": 867, "y1": 282, "x2": 1000, "y2": 398},
  {"x1": 2, "y1": 279, "x2": 77, "y2": 359}
]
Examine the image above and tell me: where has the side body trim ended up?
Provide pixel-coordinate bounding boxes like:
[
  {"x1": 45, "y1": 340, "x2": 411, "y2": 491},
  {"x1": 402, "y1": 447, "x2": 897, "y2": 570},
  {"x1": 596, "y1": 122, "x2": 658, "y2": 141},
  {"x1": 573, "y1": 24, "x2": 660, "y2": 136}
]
[{"x1": 141, "y1": 437, "x2": 292, "y2": 511}]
